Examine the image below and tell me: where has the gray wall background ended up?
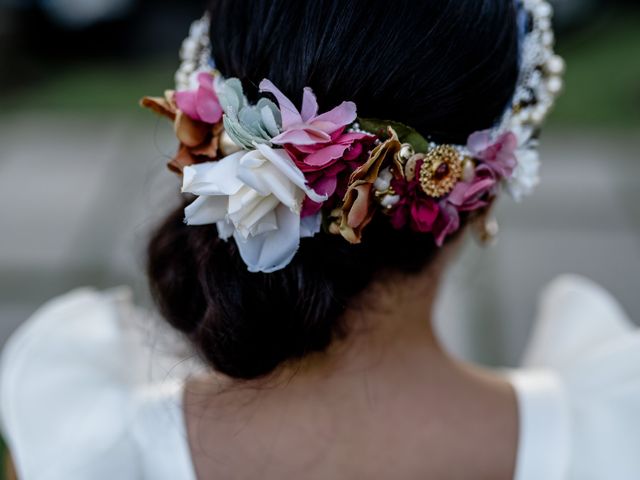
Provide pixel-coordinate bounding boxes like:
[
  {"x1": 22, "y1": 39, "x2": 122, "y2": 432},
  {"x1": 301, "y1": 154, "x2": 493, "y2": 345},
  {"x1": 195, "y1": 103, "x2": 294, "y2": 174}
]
[{"x1": 1, "y1": 119, "x2": 638, "y2": 366}]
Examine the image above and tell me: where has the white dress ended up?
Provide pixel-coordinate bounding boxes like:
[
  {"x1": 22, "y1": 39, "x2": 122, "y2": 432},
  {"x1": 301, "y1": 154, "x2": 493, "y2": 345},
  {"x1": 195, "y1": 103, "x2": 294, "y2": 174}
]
[{"x1": 1, "y1": 275, "x2": 638, "y2": 480}]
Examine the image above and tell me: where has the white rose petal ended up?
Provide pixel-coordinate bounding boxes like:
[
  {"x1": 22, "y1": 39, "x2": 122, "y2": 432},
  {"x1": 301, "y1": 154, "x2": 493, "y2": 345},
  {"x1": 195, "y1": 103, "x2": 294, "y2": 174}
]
[
  {"x1": 233, "y1": 203, "x2": 301, "y2": 273},
  {"x1": 182, "y1": 145, "x2": 326, "y2": 272},
  {"x1": 254, "y1": 143, "x2": 327, "y2": 203},
  {"x1": 182, "y1": 152, "x2": 245, "y2": 195},
  {"x1": 216, "y1": 219, "x2": 235, "y2": 240},
  {"x1": 238, "y1": 151, "x2": 302, "y2": 211},
  {"x1": 184, "y1": 195, "x2": 227, "y2": 226},
  {"x1": 229, "y1": 189, "x2": 280, "y2": 238},
  {"x1": 300, "y1": 212, "x2": 322, "y2": 238}
]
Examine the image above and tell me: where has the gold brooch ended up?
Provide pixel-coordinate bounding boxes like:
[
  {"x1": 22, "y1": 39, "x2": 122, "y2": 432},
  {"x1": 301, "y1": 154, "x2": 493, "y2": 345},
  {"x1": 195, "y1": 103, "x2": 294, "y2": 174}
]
[{"x1": 419, "y1": 145, "x2": 463, "y2": 197}]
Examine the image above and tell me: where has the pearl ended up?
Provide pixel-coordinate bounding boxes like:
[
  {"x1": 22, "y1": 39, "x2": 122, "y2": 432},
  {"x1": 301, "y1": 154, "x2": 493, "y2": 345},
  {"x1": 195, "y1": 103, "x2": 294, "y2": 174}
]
[
  {"x1": 219, "y1": 131, "x2": 243, "y2": 156},
  {"x1": 374, "y1": 168, "x2": 393, "y2": 192},
  {"x1": 531, "y1": 107, "x2": 546, "y2": 125},
  {"x1": 462, "y1": 159, "x2": 475, "y2": 182},
  {"x1": 399, "y1": 144, "x2": 414, "y2": 162},
  {"x1": 403, "y1": 154, "x2": 423, "y2": 182},
  {"x1": 542, "y1": 31, "x2": 554, "y2": 47},
  {"x1": 536, "y1": 2, "x2": 552, "y2": 19},
  {"x1": 373, "y1": 176, "x2": 391, "y2": 192},
  {"x1": 538, "y1": 18, "x2": 551, "y2": 30},
  {"x1": 484, "y1": 217, "x2": 500, "y2": 239},
  {"x1": 381, "y1": 195, "x2": 401, "y2": 208},
  {"x1": 517, "y1": 109, "x2": 532, "y2": 124},
  {"x1": 182, "y1": 60, "x2": 196, "y2": 73},
  {"x1": 175, "y1": 71, "x2": 188, "y2": 83},
  {"x1": 547, "y1": 76, "x2": 564, "y2": 95},
  {"x1": 546, "y1": 55, "x2": 566, "y2": 75},
  {"x1": 181, "y1": 39, "x2": 198, "y2": 59}
]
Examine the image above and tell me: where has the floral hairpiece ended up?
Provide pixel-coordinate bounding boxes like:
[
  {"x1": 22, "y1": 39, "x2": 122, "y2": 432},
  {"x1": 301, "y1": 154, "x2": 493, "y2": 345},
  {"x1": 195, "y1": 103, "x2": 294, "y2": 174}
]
[{"x1": 141, "y1": 0, "x2": 564, "y2": 273}]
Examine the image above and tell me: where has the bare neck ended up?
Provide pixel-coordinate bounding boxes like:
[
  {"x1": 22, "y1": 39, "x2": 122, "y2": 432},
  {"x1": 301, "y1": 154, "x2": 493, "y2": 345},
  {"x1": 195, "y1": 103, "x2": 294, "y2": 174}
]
[
  {"x1": 271, "y1": 250, "x2": 451, "y2": 384},
  {"x1": 185, "y1": 249, "x2": 519, "y2": 480}
]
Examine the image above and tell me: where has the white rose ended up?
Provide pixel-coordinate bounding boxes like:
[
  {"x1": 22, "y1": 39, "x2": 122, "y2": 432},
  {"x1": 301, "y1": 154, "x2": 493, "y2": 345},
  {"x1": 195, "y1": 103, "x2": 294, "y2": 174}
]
[{"x1": 182, "y1": 143, "x2": 326, "y2": 273}]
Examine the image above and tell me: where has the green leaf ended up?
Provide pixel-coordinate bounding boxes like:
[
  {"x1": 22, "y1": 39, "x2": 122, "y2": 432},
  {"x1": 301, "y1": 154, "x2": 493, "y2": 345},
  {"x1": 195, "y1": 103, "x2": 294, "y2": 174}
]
[{"x1": 358, "y1": 117, "x2": 430, "y2": 153}]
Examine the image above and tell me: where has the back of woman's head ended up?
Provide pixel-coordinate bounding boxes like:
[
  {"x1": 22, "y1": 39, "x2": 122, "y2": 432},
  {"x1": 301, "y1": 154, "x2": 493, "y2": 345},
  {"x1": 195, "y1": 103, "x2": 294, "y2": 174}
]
[{"x1": 148, "y1": 0, "x2": 520, "y2": 379}]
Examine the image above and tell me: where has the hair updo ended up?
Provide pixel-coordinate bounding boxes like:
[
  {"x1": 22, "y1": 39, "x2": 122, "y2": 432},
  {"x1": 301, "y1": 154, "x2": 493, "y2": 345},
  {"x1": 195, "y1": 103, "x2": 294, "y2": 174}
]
[{"x1": 147, "y1": 0, "x2": 519, "y2": 379}]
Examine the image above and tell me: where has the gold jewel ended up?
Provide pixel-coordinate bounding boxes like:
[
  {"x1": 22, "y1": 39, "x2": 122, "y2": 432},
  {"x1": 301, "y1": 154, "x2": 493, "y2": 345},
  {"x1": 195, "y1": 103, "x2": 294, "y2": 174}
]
[{"x1": 419, "y1": 145, "x2": 463, "y2": 197}]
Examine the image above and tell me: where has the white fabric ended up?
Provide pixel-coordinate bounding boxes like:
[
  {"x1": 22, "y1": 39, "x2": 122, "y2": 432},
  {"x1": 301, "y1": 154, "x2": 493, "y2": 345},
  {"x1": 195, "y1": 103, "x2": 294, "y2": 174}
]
[
  {"x1": 509, "y1": 371, "x2": 571, "y2": 480},
  {"x1": 509, "y1": 274, "x2": 640, "y2": 480},
  {"x1": 0, "y1": 275, "x2": 638, "y2": 479},
  {"x1": 0, "y1": 288, "x2": 197, "y2": 480}
]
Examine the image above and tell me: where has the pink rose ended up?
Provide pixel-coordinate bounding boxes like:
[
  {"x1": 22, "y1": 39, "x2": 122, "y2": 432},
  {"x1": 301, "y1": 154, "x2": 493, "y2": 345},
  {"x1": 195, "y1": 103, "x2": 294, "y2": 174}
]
[
  {"x1": 175, "y1": 72, "x2": 223, "y2": 124},
  {"x1": 467, "y1": 130, "x2": 518, "y2": 179}
]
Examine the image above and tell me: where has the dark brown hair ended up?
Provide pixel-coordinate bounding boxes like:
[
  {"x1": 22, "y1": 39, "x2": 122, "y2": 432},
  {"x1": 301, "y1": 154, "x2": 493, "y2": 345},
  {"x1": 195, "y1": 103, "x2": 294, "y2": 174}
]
[{"x1": 147, "y1": 0, "x2": 519, "y2": 379}]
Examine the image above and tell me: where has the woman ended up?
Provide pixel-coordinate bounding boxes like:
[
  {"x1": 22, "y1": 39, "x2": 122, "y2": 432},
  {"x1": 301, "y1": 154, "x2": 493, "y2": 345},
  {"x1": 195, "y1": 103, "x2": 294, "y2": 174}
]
[{"x1": 2, "y1": 1, "x2": 638, "y2": 479}]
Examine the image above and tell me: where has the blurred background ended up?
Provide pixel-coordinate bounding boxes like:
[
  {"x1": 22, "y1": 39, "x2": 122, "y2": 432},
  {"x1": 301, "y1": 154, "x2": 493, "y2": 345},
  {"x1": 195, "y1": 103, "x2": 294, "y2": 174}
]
[{"x1": 0, "y1": 0, "x2": 639, "y2": 470}]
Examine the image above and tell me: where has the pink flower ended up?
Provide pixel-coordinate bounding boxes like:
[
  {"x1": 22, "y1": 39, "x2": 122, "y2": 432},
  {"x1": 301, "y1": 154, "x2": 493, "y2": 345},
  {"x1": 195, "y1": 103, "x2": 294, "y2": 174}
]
[
  {"x1": 175, "y1": 72, "x2": 223, "y2": 124},
  {"x1": 258, "y1": 79, "x2": 371, "y2": 218},
  {"x1": 447, "y1": 165, "x2": 498, "y2": 211},
  {"x1": 431, "y1": 165, "x2": 498, "y2": 246},
  {"x1": 428, "y1": 131, "x2": 514, "y2": 247},
  {"x1": 432, "y1": 202, "x2": 460, "y2": 247},
  {"x1": 141, "y1": 89, "x2": 224, "y2": 174},
  {"x1": 259, "y1": 79, "x2": 357, "y2": 146},
  {"x1": 389, "y1": 169, "x2": 440, "y2": 234},
  {"x1": 467, "y1": 130, "x2": 518, "y2": 179},
  {"x1": 288, "y1": 131, "x2": 375, "y2": 217},
  {"x1": 410, "y1": 199, "x2": 440, "y2": 233},
  {"x1": 290, "y1": 130, "x2": 372, "y2": 169},
  {"x1": 300, "y1": 162, "x2": 346, "y2": 217}
]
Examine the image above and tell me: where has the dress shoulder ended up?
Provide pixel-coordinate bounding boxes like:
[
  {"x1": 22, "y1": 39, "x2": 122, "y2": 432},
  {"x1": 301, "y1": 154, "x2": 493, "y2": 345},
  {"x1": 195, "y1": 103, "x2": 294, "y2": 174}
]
[
  {"x1": 0, "y1": 288, "x2": 196, "y2": 480},
  {"x1": 510, "y1": 274, "x2": 640, "y2": 480},
  {"x1": 523, "y1": 274, "x2": 636, "y2": 369}
]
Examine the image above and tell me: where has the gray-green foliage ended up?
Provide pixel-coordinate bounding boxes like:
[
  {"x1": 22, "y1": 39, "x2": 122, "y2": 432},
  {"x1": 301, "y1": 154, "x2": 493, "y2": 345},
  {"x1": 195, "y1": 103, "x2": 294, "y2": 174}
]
[{"x1": 217, "y1": 78, "x2": 282, "y2": 150}]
